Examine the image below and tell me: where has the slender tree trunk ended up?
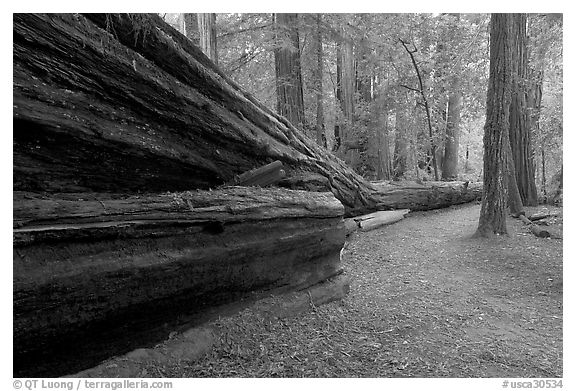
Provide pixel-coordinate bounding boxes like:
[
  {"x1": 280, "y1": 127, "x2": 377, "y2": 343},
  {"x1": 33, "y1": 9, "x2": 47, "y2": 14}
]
[
  {"x1": 274, "y1": 13, "x2": 305, "y2": 130},
  {"x1": 441, "y1": 13, "x2": 462, "y2": 181},
  {"x1": 197, "y1": 13, "x2": 218, "y2": 65},
  {"x1": 509, "y1": 13, "x2": 538, "y2": 206},
  {"x1": 333, "y1": 41, "x2": 342, "y2": 152},
  {"x1": 475, "y1": 13, "x2": 514, "y2": 237},
  {"x1": 313, "y1": 14, "x2": 326, "y2": 147},
  {"x1": 376, "y1": 105, "x2": 392, "y2": 180},
  {"x1": 442, "y1": 90, "x2": 462, "y2": 180},
  {"x1": 182, "y1": 13, "x2": 199, "y2": 45},
  {"x1": 399, "y1": 39, "x2": 439, "y2": 181},
  {"x1": 541, "y1": 148, "x2": 547, "y2": 202},
  {"x1": 393, "y1": 92, "x2": 409, "y2": 180},
  {"x1": 339, "y1": 32, "x2": 356, "y2": 166}
]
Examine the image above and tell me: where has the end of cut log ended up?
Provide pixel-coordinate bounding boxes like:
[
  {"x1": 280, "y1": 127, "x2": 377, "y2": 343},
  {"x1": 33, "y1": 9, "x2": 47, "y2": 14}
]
[
  {"x1": 224, "y1": 160, "x2": 286, "y2": 187},
  {"x1": 355, "y1": 209, "x2": 410, "y2": 232},
  {"x1": 518, "y1": 214, "x2": 551, "y2": 238}
]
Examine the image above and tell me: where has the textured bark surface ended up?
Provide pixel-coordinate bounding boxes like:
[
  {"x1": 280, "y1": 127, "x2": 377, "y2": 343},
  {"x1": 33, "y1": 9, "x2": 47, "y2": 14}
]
[
  {"x1": 509, "y1": 13, "x2": 538, "y2": 206},
  {"x1": 370, "y1": 181, "x2": 482, "y2": 213},
  {"x1": 274, "y1": 13, "x2": 305, "y2": 130},
  {"x1": 393, "y1": 93, "x2": 410, "y2": 180},
  {"x1": 442, "y1": 87, "x2": 462, "y2": 180},
  {"x1": 197, "y1": 13, "x2": 218, "y2": 65},
  {"x1": 476, "y1": 14, "x2": 513, "y2": 237},
  {"x1": 13, "y1": 13, "x2": 385, "y2": 215},
  {"x1": 313, "y1": 14, "x2": 326, "y2": 147},
  {"x1": 14, "y1": 187, "x2": 345, "y2": 377}
]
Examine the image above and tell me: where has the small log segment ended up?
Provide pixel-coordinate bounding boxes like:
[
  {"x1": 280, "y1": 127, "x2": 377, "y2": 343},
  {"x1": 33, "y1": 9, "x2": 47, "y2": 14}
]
[
  {"x1": 518, "y1": 214, "x2": 551, "y2": 238},
  {"x1": 344, "y1": 209, "x2": 410, "y2": 234},
  {"x1": 13, "y1": 187, "x2": 345, "y2": 377},
  {"x1": 528, "y1": 211, "x2": 561, "y2": 222},
  {"x1": 356, "y1": 209, "x2": 410, "y2": 232},
  {"x1": 224, "y1": 160, "x2": 286, "y2": 187}
]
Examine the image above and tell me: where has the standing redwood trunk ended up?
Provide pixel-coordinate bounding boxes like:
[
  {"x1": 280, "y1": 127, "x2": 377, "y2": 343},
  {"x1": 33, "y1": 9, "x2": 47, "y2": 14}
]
[
  {"x1": 476, "y1": 14, "x2": 514, "y2": 237},
  {"x1": 509, "y1": 13, "x2": 538, "y2": 206},
  {"x1": 442, "y1": 90, "x2": 462, "y2": 180},
  {"x1": 313, "y1": 14, "x2": 326, "y2": 147},
  {"x1": 441, "y1": 13, "x2": 462, "y2": 181},
  {"x1": 338, "y1": 30, "x2": 358, "y2": 167},
  {"x1": 393, "y1": 92, "x2": 409, "y2": 180},
  {"x1": 376, "y1": 97, "x2": 392, "y2": 180},
  {"x1": 197, "y1": 13, "x2": 218, "y2": 65},
  {"x1": 181, "y1": 13, "x2": 199, "y2": 44},
  {"x1": 505, "y1": 126, "x2": 525, "y2": 216},
  {"x1": 274, "y1": 13, "x2": 305, "y2": 130},
  {"x1": 333, "y1": 41, "x2": 342, "y2": 152}
]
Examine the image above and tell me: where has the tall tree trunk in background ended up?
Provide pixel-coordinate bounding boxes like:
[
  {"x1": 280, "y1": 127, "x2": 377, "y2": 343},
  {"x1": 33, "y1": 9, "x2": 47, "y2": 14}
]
[
  {"x1": 274, "y1": 13, "x2": 305, "y2": 130},
  {"x1": 339, "y1": 32, "x2": 357, "y2": 167},
  {"x1": 197, "y1": 13, "x2": 218, "y2": 65},
  {"x1": 505, "y1": 127, "x2": 525, "y2": 216},
  {"x1": 541, "y1": 148, "x2": 547, "y2": 201},
  {"x1": 509, "y1": 13, "x2": 538, "y2": 206},
  {"x1": 441, "y1": 14, "x2": 462, "y2": 181},
  {"x1": 442, "y1": 87, "x2": 462, "y2": 180},
  {"x1": 528, "y1": 70, "x2": 543, "y2": 201},
  {"x1": 333, "y1": 41, "x2": 342, "y2": 152},
  {"x1": 182, "y1": 13, "x2": 199, "y2": 45},
  {"x1": 376, "y1": 97, "x2": 392, "y2": 180},
  {"x1": 475, "y1": 13, "x2": 514, "y2": 237},
  {"x1": 393, "y1": 92, "x2": 409, "y2": 180},
  {"x1": 399, "y1": 38, "x2": 439, "y2": 181},
  {"x1": 313, "y1": 14, "x2": 326, "y2": 147}
]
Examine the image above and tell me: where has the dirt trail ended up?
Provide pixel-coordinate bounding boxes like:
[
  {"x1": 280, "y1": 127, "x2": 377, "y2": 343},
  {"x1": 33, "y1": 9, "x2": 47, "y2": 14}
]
[{"x1": 86, "y1": 203, "x2": 563, "y2": 378}]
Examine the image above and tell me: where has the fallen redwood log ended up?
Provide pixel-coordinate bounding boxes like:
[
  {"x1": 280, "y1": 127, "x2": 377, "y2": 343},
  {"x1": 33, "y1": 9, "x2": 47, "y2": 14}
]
[
  {"x1": 518, "y1": 214, "x2": 551, "y2": 238},
  {"x1": 365, "y1": 180, "x2": 482, "y2": 213},
  {"x1": 13, "y1": 187, "x2": 345, "y2": 377},
  {"x1": 13, "y1": 14, "x2": 481, "y2": 216},
  {"x1": 528, "y1": 211, "x2": 562, "y2": 222},
  {"x1": 355, "y1": 209, "x2": 410, "y2": 232}
]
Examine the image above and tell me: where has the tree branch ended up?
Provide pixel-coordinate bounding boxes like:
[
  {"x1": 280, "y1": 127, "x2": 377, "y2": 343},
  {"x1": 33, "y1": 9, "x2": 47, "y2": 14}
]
[{"x1": 399, "y1": 84, "x2": 421, "y2": 94}]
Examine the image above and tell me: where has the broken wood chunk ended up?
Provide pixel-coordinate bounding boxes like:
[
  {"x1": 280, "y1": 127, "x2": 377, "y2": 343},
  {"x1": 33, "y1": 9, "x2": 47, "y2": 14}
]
[
  {"x1": 355, "y1": 209, "x2": 410, "y2": 232},
  {"x1": 518, "y1": 214, "x2": 551, "y2": 238},
  {"x1": 224, "y1": 160, "x2": 286, "y2": 187}
]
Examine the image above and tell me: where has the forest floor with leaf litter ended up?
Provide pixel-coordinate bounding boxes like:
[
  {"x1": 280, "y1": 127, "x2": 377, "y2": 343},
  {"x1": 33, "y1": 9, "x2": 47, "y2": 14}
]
[{"x1": 109, "y1": 202, "x2": 563, "y2": 378}]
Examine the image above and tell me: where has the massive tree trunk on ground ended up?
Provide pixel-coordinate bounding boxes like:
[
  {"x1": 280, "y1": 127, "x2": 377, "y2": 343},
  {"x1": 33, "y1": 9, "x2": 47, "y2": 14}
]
[
  {"x1": 509, "y1": 13, "x2": 538, "y2": 206},
  {"x1": 13, "y1": 14, "x2": 486, "y2": 376},
  {"x1": 476, "y1": 14, "x2": 513, "y2": 237},
  {"x1": 371, "y1": 180, "x2": 481, "y2": 211},
  {"x1": 197, "y1": 13, "x2": 218, "y2": 65},
  {"x1": 13, "y1": 187, "x2": 345, "y2": 377},
  {"x1": 14, "y1": 13, "x2": 479, "y2": 217},
  {"x1": 274, "y1": 13, "x2": 305, "y2": 130}
]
